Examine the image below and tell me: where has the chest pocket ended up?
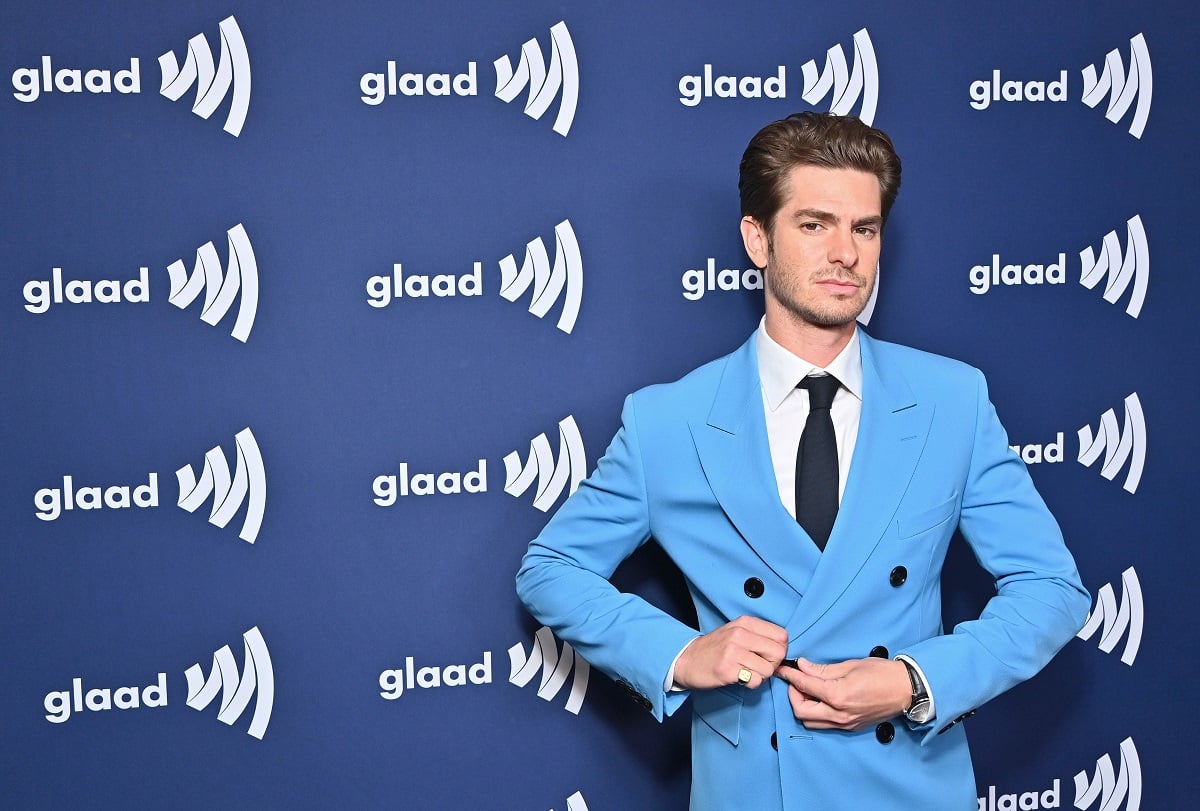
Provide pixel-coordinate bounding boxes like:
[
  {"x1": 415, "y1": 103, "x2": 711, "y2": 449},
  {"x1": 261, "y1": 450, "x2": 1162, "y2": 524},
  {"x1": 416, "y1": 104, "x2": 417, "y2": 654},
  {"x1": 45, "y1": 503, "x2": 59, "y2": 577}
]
[{"x1": 896, "y1": 493, "x2": 957, "y2": 539}]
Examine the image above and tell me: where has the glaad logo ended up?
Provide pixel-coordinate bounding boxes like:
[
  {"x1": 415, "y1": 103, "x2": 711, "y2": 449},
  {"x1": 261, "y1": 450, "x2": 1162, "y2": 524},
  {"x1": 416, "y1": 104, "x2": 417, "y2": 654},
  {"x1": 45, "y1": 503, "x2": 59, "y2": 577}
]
[
  {"x1": 43, "y1": 626, "x2": 273, "y2": 741},
  {"x1": 503, "y1": 415, "x2": 586, "y2": 512},
  {"x1": 1080, "y1": 216, "x2": 1148, "y2": 319},
  {"x1": 359, "y1": 21, "x2": 579, "y2": 137},
  {"x1": 678, "y1": 28, "x2": 878, "y2": 125},
  {"x1": 1077, "y1": 566, "x2": 1143, "y2": 666},
  {"x1": 508, "y1": 626, "x2": 590, "y2": 714},
  {"x1": 499, "y1": 220, "x2": 584, "y2": 334},
  {"x1": 176, "y1": 427, "x2": 268, "y2": 543},
  {"x1": 185, "y1": 626, "x2": 274, "y2": 740},
  {"x1": 32, "y1": 427, "x2": 267, "y2": 542},
  {"x1": 158, "y1": 16, "x2": 252, "y2": 137},
  {"x1": 494, "y1": 21, "x2": 579, "y2": 137},
  {"x1": 1011, "y1": 393, "x2": 1146, "y2": 493},
  {"x1": 378, "y1": 653, "x2": 493, "y2": 700},
  {"x1": 968, "y1": 33, "x2": 1151, "y2": 139},
  {"x1": 21, "y1": 223, "x2": 259, "y2": 342},
  {"x1": 9, "y1": 16, "x2": 251, "y2": 138},
  {"x1": 1077, "y1": 393, "x2": 1145, "y2": 494},
  {"x1": 1074, "y1": 737, "x2": 1141, "y2": 811},
  {"x1": 968, "y1": 215, "x2": 1148, "y2": 319},
  {"x1": 365, "y1": 219, "x2": 583, "y2": 335},
  {"x1": 371, "y1": 416, "x2": 585, "y2": 512},
  {"x1": 1081, "y1": 34, "x2": 1152, "y2": 139},
  {"x1": 167, "y1": 223, "x2": 260, "y2": 341}
]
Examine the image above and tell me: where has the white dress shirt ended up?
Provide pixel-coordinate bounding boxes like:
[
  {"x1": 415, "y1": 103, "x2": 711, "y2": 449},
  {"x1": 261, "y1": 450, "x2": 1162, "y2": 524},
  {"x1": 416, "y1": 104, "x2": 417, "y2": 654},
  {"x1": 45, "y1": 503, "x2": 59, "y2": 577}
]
[{"x1": 755, "y1": 320, "x2": 862, "y2": 515}]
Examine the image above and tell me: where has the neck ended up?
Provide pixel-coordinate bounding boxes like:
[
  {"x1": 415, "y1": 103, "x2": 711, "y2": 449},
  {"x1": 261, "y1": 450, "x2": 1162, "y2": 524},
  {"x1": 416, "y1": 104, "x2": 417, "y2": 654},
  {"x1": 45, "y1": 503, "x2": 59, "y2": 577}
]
[{"x1": 763, "y1": 310, "x2": 855, "y2": 368}]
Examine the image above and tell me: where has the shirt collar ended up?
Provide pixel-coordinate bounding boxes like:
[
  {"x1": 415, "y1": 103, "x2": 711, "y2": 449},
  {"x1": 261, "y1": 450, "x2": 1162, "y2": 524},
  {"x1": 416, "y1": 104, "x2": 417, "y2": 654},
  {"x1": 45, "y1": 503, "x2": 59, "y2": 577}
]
[{"x1": 756, "y1": 317, "x2": 864, "y2": 411}]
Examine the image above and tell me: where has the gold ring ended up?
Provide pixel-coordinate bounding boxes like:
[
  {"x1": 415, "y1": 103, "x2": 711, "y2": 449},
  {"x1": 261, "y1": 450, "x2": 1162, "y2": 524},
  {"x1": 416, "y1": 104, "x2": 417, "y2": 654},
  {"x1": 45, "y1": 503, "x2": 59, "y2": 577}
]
[{"x1": 737, "y1": 668, "x2": 753, "y2": 685}]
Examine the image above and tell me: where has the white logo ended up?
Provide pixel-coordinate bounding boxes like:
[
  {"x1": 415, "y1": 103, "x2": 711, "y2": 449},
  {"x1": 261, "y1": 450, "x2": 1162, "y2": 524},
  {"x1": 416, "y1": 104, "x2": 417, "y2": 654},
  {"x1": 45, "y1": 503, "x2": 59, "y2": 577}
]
[
  {"x1": 968, "y1": 33, "x2": 1151, "y2": 139},
  {"x1": 1074, "y1": 737, "x2": 1141, "y2": 811},
  {"x1": 1081, "y1": 34, "x2": 1152, "y2": 139},
  {"x1": 44, "y1": 672, "x2": 168, "y2": 725},
  {"x1": 1080, "y1": 215, "x2": 1148, "y2": 318},
  {"x1": 494, "y1": 21, "x2": 579, "y2": 137},
  {"x1": 552, "y1": 792, "x2": 589, "y2": 811},
  {"x1": 503, "y1": 416, "x2": 586, "y2": 512},
  {"x1": 678, "y1": 29, "x2": 878, "y2": 125},
  {"x1": 1077, "y1": 567, "x2": 1143, "y2": 666},
  {"x1": 379, "y1": 653, "x2": 493, "y2": 700},
  {"x1": 358, "y1": 21, "x2": 579, "y2": 137},
  {"x1": 185, "y1": 626, "x2": 274, "y2": 740},
  {"x1": 158, "y1": 16, "x2": 252, "y2": 137},
  {"x1": 1077, "y1": 393, "x2": 1145, "y2": 494},
  {"x1": 508, "y1": 626, "x2": 590, "y2": 714},
  {"x1": 176, "y1": 427, "x2": 267, "y2": 543},
  {"x1": 365, "y1": 219, "x2": 583, "y2": 335},
  {"x1": 968, "y1": 215, "x2": 1149, "y2": 319},
  {"x1": 801, "y1": 28, "x2": 878, "y2": 125},
  {"x1": 167, "y1": 223, "x2": 260, "y2": 342},
  {"x1": 978, "y1": 779, "x2": 1061, "y2": 811},
  {"x1": 499, "y1": 220, "x2": 583, "y2": 334}
]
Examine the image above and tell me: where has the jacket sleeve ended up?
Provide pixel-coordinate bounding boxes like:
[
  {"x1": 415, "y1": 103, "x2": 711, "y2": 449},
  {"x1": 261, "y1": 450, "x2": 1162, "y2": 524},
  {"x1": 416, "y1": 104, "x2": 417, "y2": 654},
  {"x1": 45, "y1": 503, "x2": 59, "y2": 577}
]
[
  {"x1": 516, "y1": 393, "x2": 700, "y2": 720},
  {"x1": 898, "y1": 369, "x2": 1090, "y2": 741}
]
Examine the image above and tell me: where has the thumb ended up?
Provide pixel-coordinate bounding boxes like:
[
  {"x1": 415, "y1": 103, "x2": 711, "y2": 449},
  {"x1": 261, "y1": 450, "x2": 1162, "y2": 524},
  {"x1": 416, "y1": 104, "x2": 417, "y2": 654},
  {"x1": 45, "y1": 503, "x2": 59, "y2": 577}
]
[{"x1": 792, "y1": 657, "x2": 832, "y2": 677}]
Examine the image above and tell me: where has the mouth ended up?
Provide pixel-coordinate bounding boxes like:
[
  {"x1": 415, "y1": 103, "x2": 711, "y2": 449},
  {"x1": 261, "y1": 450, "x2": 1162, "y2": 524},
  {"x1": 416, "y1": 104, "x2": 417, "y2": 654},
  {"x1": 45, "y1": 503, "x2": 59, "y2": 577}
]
[{"x1": 816, "y1": 278, "x2": 861, "y2": 295}]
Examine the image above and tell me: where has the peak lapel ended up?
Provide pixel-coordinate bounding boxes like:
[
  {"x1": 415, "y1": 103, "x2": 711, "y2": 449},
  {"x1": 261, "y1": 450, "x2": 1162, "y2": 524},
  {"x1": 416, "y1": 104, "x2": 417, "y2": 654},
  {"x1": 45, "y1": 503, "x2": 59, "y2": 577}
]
[{"x1": 690, "y1": 337, "x2": 822, "y2": 590}]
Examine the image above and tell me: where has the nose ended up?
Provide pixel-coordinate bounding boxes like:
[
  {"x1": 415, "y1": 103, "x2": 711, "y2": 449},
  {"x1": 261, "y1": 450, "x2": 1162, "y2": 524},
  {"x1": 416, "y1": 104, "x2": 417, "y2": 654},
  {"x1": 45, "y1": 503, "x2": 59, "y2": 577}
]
[{"x1": 827, "y1": 226, "x2": 858, "y2": 268}]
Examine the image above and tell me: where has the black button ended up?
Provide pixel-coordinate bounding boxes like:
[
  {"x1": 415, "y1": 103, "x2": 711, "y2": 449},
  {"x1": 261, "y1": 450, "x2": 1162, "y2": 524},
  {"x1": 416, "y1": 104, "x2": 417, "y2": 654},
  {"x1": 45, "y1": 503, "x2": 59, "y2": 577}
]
[
  {"x1": 744, "y1": 577, "x2": 765, "y2": 599},
  {"x1": 770, "y1": 732, "x2": 778, "y2": 750},
  {"x1": 875, "y1": 722, "x2": 895, "y2": 744},
  {"x1": 889, "y1": 566, "x2": 908, "y2": 587},
  {"x1": 869, "y1": 645, "x2": 889, "y2": 658}
]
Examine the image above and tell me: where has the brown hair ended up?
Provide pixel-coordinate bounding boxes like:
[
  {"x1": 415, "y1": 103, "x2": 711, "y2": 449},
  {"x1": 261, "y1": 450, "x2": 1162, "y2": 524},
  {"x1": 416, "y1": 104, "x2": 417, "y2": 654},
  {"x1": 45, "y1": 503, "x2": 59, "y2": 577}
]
[{"x1": 739, "y1": 112, "x2": 902, "y2": 234}]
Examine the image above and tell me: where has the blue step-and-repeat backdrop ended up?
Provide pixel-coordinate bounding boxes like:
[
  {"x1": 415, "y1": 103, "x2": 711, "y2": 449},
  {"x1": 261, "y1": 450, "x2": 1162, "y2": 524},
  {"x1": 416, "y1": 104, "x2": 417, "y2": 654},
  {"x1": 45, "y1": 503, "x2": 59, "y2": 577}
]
[{"x1": 2, "y1": 2, "x2": 1195, "y2": 808}]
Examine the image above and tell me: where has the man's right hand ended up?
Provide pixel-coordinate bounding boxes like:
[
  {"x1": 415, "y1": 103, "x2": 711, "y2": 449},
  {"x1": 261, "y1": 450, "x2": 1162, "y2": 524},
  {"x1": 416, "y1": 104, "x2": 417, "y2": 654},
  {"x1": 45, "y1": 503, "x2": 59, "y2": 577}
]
[{"x1": 673, "y1": 616, "x2": 789, "y2": 690}]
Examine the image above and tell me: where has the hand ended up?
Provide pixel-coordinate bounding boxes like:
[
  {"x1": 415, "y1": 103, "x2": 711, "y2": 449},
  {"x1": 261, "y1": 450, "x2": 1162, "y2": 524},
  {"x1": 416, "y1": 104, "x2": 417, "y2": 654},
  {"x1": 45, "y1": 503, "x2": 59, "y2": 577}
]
[
  {"x1": 774, "y1": 657, "x2": 911, "y2": 730},
  {"x1": 673, "y1": 616, "x2": 789, "y2": 690}
]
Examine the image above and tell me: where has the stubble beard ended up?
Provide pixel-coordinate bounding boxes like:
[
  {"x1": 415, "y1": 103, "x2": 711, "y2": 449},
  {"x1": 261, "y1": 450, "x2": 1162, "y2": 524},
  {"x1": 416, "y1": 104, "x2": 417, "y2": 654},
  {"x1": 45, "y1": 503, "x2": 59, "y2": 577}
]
[{"x1": 766, "y1": 267, "x2": 876, "y2": 329}]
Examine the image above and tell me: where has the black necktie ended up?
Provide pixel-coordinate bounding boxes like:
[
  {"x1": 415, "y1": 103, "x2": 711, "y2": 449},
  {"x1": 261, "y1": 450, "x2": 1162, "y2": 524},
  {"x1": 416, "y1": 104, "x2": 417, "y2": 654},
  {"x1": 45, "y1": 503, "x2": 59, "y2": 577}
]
[{"x1": 796, "y1": 374, "x2": 841, "y2": 551}]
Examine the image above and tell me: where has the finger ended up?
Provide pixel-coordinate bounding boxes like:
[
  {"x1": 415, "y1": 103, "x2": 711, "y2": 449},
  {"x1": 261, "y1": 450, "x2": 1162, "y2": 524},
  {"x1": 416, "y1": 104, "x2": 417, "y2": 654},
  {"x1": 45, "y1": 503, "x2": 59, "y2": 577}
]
[
  {"x1": 787, "y1": 687, "x2": 837, "y2": 726},
  {"x1": 775, "y1": 665, "x2": 833, "y2": 704},
  {"x1": 730, "y1": 616, "x2": 790, "y2": 645},
  {"x1": 792, "y1": 657, "x2": 834, "y2": 677}
]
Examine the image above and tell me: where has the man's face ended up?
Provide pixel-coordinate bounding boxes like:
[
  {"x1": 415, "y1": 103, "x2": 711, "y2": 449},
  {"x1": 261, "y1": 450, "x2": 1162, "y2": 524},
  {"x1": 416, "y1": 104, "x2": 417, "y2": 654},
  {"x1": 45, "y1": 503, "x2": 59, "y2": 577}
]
[{"x1": 742, "y1": 165, "x2": 882, "y2": 331}]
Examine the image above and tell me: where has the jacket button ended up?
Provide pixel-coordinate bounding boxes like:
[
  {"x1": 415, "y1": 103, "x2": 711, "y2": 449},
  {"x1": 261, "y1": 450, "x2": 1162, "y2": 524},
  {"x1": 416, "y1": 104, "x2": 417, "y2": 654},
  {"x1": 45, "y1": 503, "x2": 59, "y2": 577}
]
[
  {"x1": 875, "y1": 722, "x2": 895, "y2": 744},
  {"x1": 889, "y1": 566, "x2": 907, "y2": 587},
  {"x1": 869, "y1": 645, "x2": 889, "y2": 658},
  {"x1": 744, "y1": 577, "x2": 765, "y2": 598},
  {"x1": 770, "y1": 732, "x2": 778, "y2": 750}
]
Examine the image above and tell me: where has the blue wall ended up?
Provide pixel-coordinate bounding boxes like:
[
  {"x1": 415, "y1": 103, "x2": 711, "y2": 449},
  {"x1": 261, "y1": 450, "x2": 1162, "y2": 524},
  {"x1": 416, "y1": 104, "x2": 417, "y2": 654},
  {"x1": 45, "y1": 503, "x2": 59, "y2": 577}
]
[{"x1": 2, "y1": 2, "x2": 1192, "y2": 808}]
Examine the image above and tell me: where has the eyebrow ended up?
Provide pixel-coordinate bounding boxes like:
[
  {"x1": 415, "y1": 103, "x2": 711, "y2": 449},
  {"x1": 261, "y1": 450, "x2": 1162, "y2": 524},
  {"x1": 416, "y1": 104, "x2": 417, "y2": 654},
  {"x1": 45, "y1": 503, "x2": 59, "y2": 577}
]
[{"x1": 790, "y1": 208, "x2": 883, "y2": 229}]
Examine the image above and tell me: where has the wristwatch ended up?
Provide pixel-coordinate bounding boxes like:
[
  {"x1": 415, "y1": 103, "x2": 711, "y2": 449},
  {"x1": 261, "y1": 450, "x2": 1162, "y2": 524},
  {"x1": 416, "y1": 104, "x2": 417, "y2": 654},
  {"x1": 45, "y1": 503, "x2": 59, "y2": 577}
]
[{"x1": 900, "y1": 659, "x2": 933, "y2": 724}]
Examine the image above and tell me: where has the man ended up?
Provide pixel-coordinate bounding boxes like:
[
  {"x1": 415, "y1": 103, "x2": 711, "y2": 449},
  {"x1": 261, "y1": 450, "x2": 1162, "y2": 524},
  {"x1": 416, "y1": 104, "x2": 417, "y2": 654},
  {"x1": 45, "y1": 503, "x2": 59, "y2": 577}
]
[{"x1": 516, "y1": 112, "x2": 1088, "y2": 810}]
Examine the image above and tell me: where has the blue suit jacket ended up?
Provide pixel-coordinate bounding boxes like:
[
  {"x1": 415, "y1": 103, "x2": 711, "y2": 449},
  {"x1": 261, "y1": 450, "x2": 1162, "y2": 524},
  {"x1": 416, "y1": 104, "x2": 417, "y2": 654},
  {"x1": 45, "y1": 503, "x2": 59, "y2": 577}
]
[{"x1": 517, "y1": 329, "x2": 1089, "y2": 810}]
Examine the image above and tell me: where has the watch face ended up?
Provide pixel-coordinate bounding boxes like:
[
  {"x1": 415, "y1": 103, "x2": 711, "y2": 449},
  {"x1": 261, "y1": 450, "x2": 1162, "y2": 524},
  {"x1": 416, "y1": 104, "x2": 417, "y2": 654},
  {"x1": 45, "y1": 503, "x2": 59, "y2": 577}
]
[{"x1": 906, "y1": 699, "x2": 933, "y2": 724}]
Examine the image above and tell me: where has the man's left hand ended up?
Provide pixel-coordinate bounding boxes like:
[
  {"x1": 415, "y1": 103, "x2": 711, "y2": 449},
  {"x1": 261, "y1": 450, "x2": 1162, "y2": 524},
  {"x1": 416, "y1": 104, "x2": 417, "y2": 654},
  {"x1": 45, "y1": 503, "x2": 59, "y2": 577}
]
[{"x1": 775, "y1": 657, "x2": 911, "y2": 731}]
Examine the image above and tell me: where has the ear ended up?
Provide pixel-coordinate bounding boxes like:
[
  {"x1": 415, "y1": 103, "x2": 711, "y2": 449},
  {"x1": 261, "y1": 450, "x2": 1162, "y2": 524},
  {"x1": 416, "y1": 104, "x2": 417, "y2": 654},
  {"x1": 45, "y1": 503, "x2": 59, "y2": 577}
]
[{"x1": 740, "y1": 216, "x2": 769, "y2": 270}]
